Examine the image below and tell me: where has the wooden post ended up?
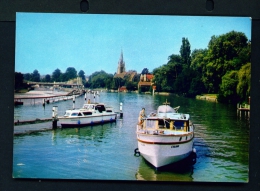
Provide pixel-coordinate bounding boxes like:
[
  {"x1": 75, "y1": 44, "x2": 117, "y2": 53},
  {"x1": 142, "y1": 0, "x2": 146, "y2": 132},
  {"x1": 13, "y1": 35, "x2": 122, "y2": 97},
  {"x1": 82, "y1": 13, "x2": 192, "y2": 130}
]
[
  {"x1": 120, "y1": 102, "x2": 123, "y2": 118},
  {"x1": 52, "y1": 106, "x2": 58, "y2": 129}
]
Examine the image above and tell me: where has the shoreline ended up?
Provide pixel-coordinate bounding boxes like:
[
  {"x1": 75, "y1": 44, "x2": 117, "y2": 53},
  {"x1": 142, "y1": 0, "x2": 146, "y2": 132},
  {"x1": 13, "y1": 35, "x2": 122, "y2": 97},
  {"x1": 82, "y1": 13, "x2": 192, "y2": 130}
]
[{"x1": 196, "y1": 94, "x2": 218, "y2": 102}]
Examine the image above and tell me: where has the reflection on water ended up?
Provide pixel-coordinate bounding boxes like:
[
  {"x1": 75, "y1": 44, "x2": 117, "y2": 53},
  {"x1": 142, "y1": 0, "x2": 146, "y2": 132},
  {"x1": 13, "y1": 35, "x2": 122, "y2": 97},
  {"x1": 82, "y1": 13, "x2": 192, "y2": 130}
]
[
  {"x1": 13, "y1": 92, "x2": 249, "y2": 182},
  {"x1": 136, "y1": 155, "x2": 195, "y2": 181}
]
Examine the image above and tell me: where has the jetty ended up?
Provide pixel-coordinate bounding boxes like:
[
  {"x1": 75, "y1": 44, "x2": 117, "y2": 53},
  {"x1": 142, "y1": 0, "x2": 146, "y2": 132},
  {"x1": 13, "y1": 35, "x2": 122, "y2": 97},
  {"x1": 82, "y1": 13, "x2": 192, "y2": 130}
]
[
  {"x1": 237, "y1": 103, "x2": 250, "y2": 111},
  {"x1": 14, "y1": 89, "x2": 85, "y2": 106},
  {"x1": 14, "y1": 120, "x2": 59, "y2": 135}
]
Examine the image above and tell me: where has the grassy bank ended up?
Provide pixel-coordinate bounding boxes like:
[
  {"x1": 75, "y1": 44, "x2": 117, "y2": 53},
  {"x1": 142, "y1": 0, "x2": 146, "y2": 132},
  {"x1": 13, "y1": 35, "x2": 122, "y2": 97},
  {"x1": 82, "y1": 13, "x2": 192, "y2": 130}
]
[{"x1": 196, "y1": 94, "x2": 218, "y2": 102}]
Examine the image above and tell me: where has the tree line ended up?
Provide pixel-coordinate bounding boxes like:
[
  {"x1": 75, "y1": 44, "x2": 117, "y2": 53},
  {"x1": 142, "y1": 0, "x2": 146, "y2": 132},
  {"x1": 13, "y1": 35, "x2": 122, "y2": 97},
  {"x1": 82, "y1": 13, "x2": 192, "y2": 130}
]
[
  {"x1": 152, "y1": 31, "x2": 251, "y2": 103},
  {"x1": 15, "y1": 67, "x2": 87, "y2": 90},
  {"x1": 15, "y1": 30, "x2": 251, "y2": 104},
  {"x1": 85, "y1": 70, "x2": 140, "y2": 91}
]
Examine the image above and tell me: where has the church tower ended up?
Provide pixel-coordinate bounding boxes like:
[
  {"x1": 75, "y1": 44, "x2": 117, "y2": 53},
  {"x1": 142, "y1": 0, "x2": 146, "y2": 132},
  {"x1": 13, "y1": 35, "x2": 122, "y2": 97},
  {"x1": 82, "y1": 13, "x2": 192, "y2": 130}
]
[{"x1": 117, "y1": 50, "x2": 126, "y2": 74}]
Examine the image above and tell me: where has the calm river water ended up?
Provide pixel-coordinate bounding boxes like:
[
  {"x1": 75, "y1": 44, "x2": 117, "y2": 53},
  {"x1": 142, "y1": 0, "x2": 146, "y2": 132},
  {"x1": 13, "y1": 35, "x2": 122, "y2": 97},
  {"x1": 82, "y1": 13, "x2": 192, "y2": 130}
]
[{"x1": 13, "y1": 91, "x2": 249, "y2": 182}]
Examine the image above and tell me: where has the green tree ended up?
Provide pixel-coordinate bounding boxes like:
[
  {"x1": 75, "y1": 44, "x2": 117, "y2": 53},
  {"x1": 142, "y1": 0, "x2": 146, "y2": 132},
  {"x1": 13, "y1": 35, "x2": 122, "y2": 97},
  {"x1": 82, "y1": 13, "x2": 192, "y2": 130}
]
[
  {"x1": 180, "y1": 37, "x2": 191, "y2": 67},
  {"x1": 23, "y1": 73, "x2": 32, "y2": 81},
  {"x1": 218, "y1": 70, "x2": 239, "y2": 103},
  {"x1": 203, "y1": 31, "x2": 249, "y2": 93},
  {"x1": 52, "y1": 68, "x2": 62, "y2": 82},
  {"x1": 126, "y1": 81, "x2": 138, "y2": 91},
  {"x1": 32, "y1": 69, "x2": 40, "y2": 82},
  {"x1": 237, "y1": 63, "x2": 251, "y2": 101},
  {"x1": 64, "y1": 67, "x2": 77, "y2": 81},
  {"x1": 167, "y1": 54, "x2": 182, "y2": 79},
  {"x1": 44, "y1": 74, "x2": 51, "y2": 82},
  {"x1": 113, "y1": 77, "x2": 125, "y2": 90},
  {"x1": 89, "y1": 70, "x2": 113, "y2": 89},
  {"x1": 188, "y1": 74, "x2": 205, "y2": 97},
  {"x1": 78, "y1": 70, "x2": 86, "y2": 81},
  {"x1": 78, "y1": 70, "x2": 87, "y2": 86}
]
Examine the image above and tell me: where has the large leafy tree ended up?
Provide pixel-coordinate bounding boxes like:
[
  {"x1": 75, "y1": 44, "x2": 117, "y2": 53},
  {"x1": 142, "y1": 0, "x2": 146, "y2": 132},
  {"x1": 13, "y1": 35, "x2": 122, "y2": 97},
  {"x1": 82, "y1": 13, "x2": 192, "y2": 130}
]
[
  {"x1": 52, "y1": 68, "x2": 62, "y2": 82},
  {"x1": 237, "y1": 63, "x2": 251, "y2": 101},
  {"x1": 23, "y1": 73, "x2": 32, "y2": 81},
  {"x1": 78, "y1": 70, "x2": 86, "y2": 85},
  {"x1": 218, "y1": 71, "x2": 239, "y2": 103},
  {"x1": 89, "y1": 70, "x2": 113, "y2": 89},
  {"x1": 78, "y1": 70, "x2": 86, "y2": 81},
  {"x1": 44, "y1": 74, "x2": 51, "y2": 82},
  {"x1": 167, "y1": 54, "x2": 182, "y2": 79},
  {"x1": 32, "y1": 69, "x2": 40, "y2": 82},
  {"x1": 64, "y1": 67, "x2": 77, "y2": 81},
  {"x1": 180, "y1": 37, "x2": 191, "y2": 67},
  {"x1": 203, "y1": 31, "x2": 250, "y2": 93}
]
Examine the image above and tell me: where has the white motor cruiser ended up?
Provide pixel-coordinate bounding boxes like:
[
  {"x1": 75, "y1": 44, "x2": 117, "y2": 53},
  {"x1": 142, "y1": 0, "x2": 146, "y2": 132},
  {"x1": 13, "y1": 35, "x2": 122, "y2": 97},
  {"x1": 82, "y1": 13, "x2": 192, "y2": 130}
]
[
  {"x1": 136, "y1": 101, "x2": 195, "y2": 168},
  {"x1": 57, "y1": 103, "x2": 117, "y2": 128}
]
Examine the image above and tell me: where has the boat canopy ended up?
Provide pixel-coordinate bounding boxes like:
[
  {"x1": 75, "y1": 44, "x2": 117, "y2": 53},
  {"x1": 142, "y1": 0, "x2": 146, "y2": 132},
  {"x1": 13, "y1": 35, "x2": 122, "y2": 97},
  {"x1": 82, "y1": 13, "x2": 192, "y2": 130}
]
[{"x1": 157, "y1": 105, "x2": 176, "y2": 114}]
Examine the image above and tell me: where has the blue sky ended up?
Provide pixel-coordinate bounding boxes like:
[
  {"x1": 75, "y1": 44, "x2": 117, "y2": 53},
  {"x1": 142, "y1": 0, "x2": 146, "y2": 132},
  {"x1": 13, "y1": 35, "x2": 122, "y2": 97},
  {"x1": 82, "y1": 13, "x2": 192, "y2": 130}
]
[{"x1": 15, "y1": 13, "x2": 251, "y2": 76}]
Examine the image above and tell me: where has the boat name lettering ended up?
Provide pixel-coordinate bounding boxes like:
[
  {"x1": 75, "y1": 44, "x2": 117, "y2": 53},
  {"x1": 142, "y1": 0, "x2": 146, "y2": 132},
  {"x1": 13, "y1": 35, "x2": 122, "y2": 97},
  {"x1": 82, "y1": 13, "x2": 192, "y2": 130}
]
[{"x1": 171, "y1": 145, "x2": 179, "y2": 148}]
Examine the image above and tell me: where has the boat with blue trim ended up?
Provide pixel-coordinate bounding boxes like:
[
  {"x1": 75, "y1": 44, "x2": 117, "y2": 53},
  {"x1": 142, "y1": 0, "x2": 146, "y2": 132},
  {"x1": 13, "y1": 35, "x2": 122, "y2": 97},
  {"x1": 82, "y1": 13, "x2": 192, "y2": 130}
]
[{"x1": 58, "y1": 102, "x2": 117, "y2": 128}]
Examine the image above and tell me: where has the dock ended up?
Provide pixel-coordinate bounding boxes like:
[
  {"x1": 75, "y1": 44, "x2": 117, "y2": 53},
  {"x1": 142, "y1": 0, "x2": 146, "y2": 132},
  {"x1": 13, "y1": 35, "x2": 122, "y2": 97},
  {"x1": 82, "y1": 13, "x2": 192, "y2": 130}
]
[
  {"x1": 237, "y1": 103, "x2": 250, "y2": 111},
  {"x1": 14, "y1": 121, "x2": 60, "y2": 135}
]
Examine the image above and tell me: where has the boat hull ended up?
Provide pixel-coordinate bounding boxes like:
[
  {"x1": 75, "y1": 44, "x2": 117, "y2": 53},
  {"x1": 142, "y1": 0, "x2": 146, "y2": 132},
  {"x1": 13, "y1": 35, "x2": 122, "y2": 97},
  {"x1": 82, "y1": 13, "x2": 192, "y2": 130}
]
[
  {"x1": 59, "y1": 113, "x2": 117, "y2": 128},
  {"x1": 137, "y1": 134, "x2": 194, "y2": 168}
]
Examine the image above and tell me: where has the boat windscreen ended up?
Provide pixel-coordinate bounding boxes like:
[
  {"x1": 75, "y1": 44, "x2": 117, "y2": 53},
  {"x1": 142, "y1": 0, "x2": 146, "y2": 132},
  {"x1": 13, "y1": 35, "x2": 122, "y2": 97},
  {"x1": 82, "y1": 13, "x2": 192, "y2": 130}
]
[
  {"x1": 157, "y1": 105, "x2": 176, "y2": 113},
  {"x1": 64, "y1": 112, "x2": 71, "y2": 116},
  {"x1": 83, "y1": 104, "x2": 94, "y2": 109}
]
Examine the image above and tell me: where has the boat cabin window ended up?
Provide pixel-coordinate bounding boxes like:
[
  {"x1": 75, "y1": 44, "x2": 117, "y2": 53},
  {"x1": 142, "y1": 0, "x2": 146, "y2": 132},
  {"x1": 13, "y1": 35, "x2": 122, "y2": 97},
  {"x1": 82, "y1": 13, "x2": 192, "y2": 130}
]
[
  {"x1": 158, "y1": 120, "x2": 170, "y2": 128},
  {"x1": 174, "y1": 121, "x2": 184, "y2": 130},
  {"x1": 146, "y1": 120, "x2": 157, "y2": 128},
  {"x1": 71, "y1": 112, "x2": 79, "y2": 116},
  {"x1": 78, "y1": 113, "x2": 82, "y2": 116},
  {"x1": 157, "y1": 120, "x2": 184, "y2": 129},
  {"x1": 83, "y1": 104, "x2": 94, "y2": 109},
  {"x1": 95, "y1": 105, "x2": 106, "y2": 113},
  {"x1": 83, "y1": 112, "x2": 92, "y2": 116}
]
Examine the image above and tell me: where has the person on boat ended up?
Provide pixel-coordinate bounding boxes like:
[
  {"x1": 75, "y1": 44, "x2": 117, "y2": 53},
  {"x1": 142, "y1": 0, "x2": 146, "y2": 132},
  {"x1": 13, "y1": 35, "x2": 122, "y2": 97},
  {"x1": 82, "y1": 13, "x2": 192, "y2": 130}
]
[
  {"x1": 138, "y1": 108, "x2": 146, "y2": 126},
  {"x1": 87, "y1": 99, "x2": 91, "y2": 104}
]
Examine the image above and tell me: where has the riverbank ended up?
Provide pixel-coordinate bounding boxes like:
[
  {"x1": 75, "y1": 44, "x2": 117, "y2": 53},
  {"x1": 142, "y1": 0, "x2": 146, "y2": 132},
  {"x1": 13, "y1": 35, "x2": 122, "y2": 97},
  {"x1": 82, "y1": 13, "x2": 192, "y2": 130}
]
[{"x1": 196, "y1": 94, "x2": 218, "y2": 102}]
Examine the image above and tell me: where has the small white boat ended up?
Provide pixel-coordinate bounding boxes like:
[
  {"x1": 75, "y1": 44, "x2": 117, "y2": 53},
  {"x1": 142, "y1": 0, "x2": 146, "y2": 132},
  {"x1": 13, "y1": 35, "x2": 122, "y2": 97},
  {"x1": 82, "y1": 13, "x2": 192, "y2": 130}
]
[
  {"x1": 136, "y1": 101, "x2": 195, "y2": 168},
  {"x1": 58, "y1": 103, "x2": 117, "y2": 128}
]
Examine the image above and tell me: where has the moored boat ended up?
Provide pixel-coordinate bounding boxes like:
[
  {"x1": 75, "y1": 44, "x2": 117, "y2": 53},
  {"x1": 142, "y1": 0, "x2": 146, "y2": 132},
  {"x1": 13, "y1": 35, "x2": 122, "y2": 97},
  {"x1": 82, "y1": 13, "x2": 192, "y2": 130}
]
[
  {"x1": 136, "y1": 101, "x2": 196, "y2": 168},
  {"x1": 57, "y1": 102, "x2": 117, "y2": 128}
]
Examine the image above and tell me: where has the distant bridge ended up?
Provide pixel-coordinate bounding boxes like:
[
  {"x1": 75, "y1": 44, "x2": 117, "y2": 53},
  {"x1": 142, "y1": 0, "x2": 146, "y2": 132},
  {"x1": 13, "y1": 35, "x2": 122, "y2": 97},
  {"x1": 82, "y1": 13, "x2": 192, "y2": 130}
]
[{"x1": 27, "y1": 81, "x2": 83, "y2": 87}]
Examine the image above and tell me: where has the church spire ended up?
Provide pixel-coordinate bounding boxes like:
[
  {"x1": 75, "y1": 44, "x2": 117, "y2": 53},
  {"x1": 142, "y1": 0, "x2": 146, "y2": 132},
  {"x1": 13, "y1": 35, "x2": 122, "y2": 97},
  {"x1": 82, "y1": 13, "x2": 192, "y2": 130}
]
[
  {"x1": 117, "y1": 49, "x2": 125, "y2": 74},
  {"x1": 120, "y1": 49, "x2": 123, "y2": 62}
]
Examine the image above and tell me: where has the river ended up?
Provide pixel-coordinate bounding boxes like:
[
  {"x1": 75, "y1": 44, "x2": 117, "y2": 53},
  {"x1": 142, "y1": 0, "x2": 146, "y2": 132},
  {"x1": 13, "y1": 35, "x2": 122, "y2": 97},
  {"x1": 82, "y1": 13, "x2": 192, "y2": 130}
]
[{"x1": 13, "y1": 91, "x2": 249, "y2": 182}]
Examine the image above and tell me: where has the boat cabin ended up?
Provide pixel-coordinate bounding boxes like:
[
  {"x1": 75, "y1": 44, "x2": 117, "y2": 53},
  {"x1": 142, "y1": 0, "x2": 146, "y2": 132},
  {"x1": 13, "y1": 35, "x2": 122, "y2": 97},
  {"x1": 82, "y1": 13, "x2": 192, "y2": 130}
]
[
  {"x1": 64, "y1": 110, "x2": 92, "y2": 117},
  {"x1": 63, "y1": 103, "x2": 113, "y2": 117},
  {"x1": 142, "y1": 105, "x2": 191, "y2": 132},
  {"x1": 144, "y1": 118, "x2": 190, "y2": 132},
  {"x1": 83, "y1": 103, "x2": 112, "y2": 113}
]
